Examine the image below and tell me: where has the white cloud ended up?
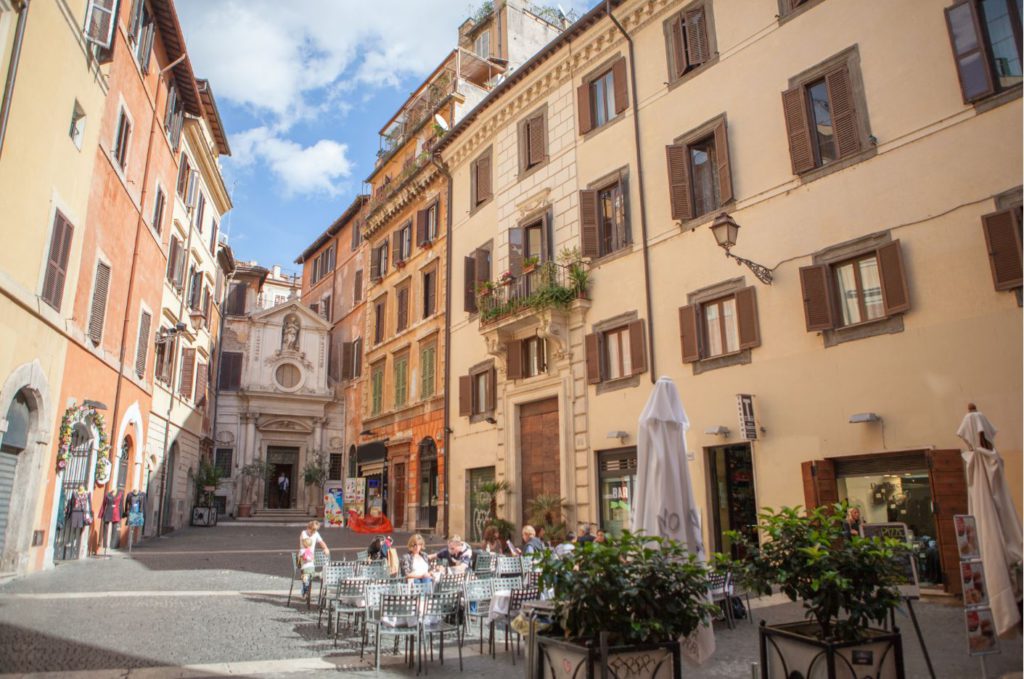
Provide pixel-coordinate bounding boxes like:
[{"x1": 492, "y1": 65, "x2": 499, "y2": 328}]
[{"x1": 231, "y1": 126, "x2": 352, "y2": 198}]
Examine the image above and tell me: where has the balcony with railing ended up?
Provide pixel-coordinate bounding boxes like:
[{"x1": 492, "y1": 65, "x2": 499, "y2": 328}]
[{"x1": 478, "y1": 260, "x2": 590, "y2": 328}]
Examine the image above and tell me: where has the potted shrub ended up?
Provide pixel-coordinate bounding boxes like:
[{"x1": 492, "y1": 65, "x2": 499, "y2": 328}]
[
  {"x1": 526, "y1": 493, "x2": 568, "y2": 544},
  {"x1": 302, "y1": 452, "x2": 329, "y2": 517},
  {"x1": 237, "y1": 459, "x2": 271, "y2": 518},
  {"x1": 522, "y1": 256, "x2": 540, "y2": 275},
  {"x1": 724, "y1": 504, "x2": 909, "y2": 678},
  {"x1": 536, "y1": 531, "x2": 716, "y2": 679}
]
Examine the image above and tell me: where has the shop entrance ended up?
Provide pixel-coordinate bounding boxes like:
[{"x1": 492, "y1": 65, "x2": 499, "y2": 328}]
[
  {"x1": 265, "y1": 446, "x2": 298, "y2": 509},
  {"x1": 519, "y1": 398, "x2": 560, "y2": 527},
  {"x1": 598, "y1": 448, "x2": 636, "y2": 538},
  {"x1": 803, "y1": 450, "x2": 967, "y2": 594},
  {"x1": 706, "y1": 443, "x2": 758, "y2": 558},
  {"x1": 417, "y1": 438, "x2": 438, "y2": 530},
  {"x1": 392, "y1": 462, "x2": 406, "y2": 528}
]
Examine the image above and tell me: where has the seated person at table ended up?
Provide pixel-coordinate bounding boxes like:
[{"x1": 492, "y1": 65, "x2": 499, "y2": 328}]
[
  {"x1": 400, "y1": 533, "x2": 432, "y2": 584},
  {"x1": 553, "y1": 532, "x2": 576, "y2": 558},
  {"x1": 432, "y1": 534, "x2": 473, "y2": 572},
  {"x1": 481, "y1": 525, "x2": 506, "y2": 555},
  {"x1": 521, "y1": 525, "x2": 546, "y2": 555}
]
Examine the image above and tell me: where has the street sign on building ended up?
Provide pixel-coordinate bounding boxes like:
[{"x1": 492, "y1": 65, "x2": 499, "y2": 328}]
[{"x1": 737, "y1": 394, "x2": 757, "y2": 440}]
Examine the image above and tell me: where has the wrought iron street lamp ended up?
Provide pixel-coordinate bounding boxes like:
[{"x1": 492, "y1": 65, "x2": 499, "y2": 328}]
[{"x1": 709, "y1": 213, "x2": 774, "y2": 285}]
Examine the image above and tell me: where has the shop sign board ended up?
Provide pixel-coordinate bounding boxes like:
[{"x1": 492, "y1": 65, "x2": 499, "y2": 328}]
[
  {"x1": 323, "y1": 481, "x2": 345, "y2": 528},
  {"x1": 862, "y1": 522, "x2": 920, "y2": 599},
  {"x1": 736, "y1": 394, "x2": 757, "y2": 440}
]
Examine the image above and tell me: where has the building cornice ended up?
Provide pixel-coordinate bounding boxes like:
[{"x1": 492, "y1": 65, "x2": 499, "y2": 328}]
[
  {"x1": 185, "y1": 119, "x2": 232, "y2": 214},
  {"x1": 363, "y1": 163, "x2": 441, "y2": 238}
]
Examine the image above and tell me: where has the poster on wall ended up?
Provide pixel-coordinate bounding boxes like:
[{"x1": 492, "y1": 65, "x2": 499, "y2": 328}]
[
  {"x1": 862, "y1": 522, "x2": 920, "y2": 599},
  {"x1": 323, "y1": 481, "x2": 345, "y2": 528},
  {"x1": 954, "y1": 514, "x2": 980, "y2": 559}
]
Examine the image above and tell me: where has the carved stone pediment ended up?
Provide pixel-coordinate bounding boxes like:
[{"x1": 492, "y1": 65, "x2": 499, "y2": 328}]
[
  {"x1": 480, "y1": 299, "x2": 591, "y2": 371},
  {"x1": 515, "y1": 188, "x2": 552, "y2": 216},
  {"x1": 257, "y1": 417, "x2": 314, "y2": 434}
]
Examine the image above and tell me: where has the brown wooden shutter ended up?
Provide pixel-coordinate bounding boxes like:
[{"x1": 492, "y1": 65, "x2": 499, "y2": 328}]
[
  {"x1": 825, "y1": 65, "x2": 861, "y2": 159},
  {"x1": 42, "y1": 214, "x2": 73, "y2": 310},
  {"x1": 174, "y1": 240, "x2": 186, "y2": 288},
  {"x1": 735, "y1": 286, "x2": 761, "y2": 350},
  {"x1": 627, "y1": 320, "x2": 647, "y2": 375},
  {"x1": 353, "y1": 339, "x2": 362, "y2": 377},
  {"x1": 392, "y1": 231, "x2": 402, "y2": 265},
  {"x1": 354, "y1": 269, "x2": 363, "y2": 302},
  {"x1": 459, "y1": 375, "x2": 472, "y2": 417},
  {"x1": 713, "y1": 119, "x2": 733, "y2": 205},
  {"x1": 799, "y1": 264, "x2": 835, "y2": 331},
  {"x1": 782, "y1": 87, "x2": 815, "y2": 175},
  {"x1": 166, "y1": 237, "x2": 179, "y2": 283},
  {"x1": 135, "y1": 311, "x2": 151, "y2": 377},
  {"x1": 684, "y1": 7, "x2": 709, "y2": 67},
  {"x1": 341, "y1": 341, "x2": 354, "y2": 379},
  {"x1": 397, "y1": 287, "x2": 408, "y2": 331},
  {"x1": 577, "y1": 82, "x2": 593, "y2": 135},
  {"x1": 464, "y1": 255, "x2": 478, "y2": 313},
  {"x1": 612, "y1": 57, "x2": 629, "y2": 114},
  {"x1": 370, "y1": 246, "x2": 381, "y2": 281},
  {"x1": 944, "y1": 1, "x2": 996, "y2": 103},
  {"x1": 801, "y1": 459, "x2": 838, "y2": 510},
  {"x1": 678, "y1": 304, "x2": 700, "y2": 363},
  {"x1": 927, "y1": 449, "x2": 968, "y2": 595},
  {"x1": 416, "y1": 208, "x2": 428, "y2": 245},
  {"x1": 88, "y1": 262, "x2": 112, "y2": 344},
  {"x1": 179, "y1": 348, "x2": 196, "y2": 398},
  {"x1": 476, "y1": 155, "x2": 492, "y2": 203},
  {"x1": 195, "y1": 362, "x2": 208, "y2": 405},
  {"x1": 528, "y1": 114, "x2": 546, "y2": 167},
  {"x1": 486, "y1": 368, "x2": 497, "y2": 412},
  {"x1": 508, "y1": 227, "x2": 524, "y2": 277},
  {"x1": 982, "y1": 208, "x2": 1023, "y2": 290},
  {"x1": 672, "y1": 17, "x2": 688, "y2": 77},
  {"x1": 580, "y1": 190, "x2": 600, "y2": 258},
  {"x1": 666, "y1": 144, "x2": 692, "y2": 221},
  {"x1": 584, "y1": 332, "x2": 602, "y2": 384},
  {"x1": 877, "y1": 240, "x2": 910, "y2": 315},
  {"x1": 506, "y1": 339, "x2": 523, "y2": 380}
]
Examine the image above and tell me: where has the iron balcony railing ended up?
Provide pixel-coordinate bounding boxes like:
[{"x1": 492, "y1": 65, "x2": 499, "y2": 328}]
[{"x1": 478, "y1": 262, "x2": 589, "y2": 326}]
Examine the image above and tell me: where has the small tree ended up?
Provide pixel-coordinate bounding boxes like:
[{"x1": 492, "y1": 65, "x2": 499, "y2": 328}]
[
  {"x1": 527, "y1": 493, "x2": 569, "y2": 542},
  {"x1": 478, "y1": 479, "x2": 511, "y2": 524},
  {"x1": 302, "y1": 451, "x2": 329, "y2": 506},
  {"x1": 195, "y1": 458, "x2": 224, "y2": 506},
  {"x1": 239, "y1": 459, "x2": 272, "y2": 505}
]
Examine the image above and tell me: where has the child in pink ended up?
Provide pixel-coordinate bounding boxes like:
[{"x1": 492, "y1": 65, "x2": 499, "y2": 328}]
[{"x1": 299, "y1": 537, "x2": 315, "y2": 597}]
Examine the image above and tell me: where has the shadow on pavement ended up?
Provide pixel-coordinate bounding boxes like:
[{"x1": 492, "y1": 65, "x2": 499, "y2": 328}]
[{"x1": 0, "y1": 621, "x2": 166, "y2": 673}]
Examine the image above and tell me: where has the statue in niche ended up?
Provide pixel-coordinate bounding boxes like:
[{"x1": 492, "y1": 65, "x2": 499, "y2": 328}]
[{"x1": 282, "y1": 315, "x2": 300, "y2": 351}]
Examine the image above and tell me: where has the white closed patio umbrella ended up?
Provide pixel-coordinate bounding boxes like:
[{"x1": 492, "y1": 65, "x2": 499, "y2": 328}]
[
  {"x1": 957, "y1": 406, "x2": 1023, "y2": 637},
  {"x1": 632, "y1": 376, "x2": 715, "y2": 664}
]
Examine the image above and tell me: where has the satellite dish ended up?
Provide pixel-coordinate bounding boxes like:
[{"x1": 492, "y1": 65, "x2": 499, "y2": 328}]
[{"x1": 433, "y1": 114, "x2": 449, "y2": 131}]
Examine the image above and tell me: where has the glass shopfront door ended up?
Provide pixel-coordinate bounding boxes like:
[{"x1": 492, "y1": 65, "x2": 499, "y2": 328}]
[
  {"x1": 598, "y1": 448, "x2": 636, "y2": 538},
  {"x1": 707, "y1": 443, "x2": 758, "y2": 559}
]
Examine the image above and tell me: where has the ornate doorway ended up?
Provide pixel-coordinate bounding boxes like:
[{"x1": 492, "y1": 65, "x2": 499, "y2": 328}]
[{"x1": 54, "y1": 424, "x2": 93, "y2": 561}]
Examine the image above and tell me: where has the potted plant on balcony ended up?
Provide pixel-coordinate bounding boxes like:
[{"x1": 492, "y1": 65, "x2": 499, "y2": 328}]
[
  {"x1": 522, "y1": 256, "x2": 540, "y2": 275},
  {"x1": 724, "y1": 503, "x2": 909, "y2": 678},
  {"x1": 559, "y1": 246, "x2": 590, "y2": 298},
  {"x1": 498, "y1": 271, "x2": 515, "y2": 286},
  {"x1": 536, "y1": 531, "x2": 716, "y2": 679},
  {"x1": 237, "y1": 459, "x2": 271, "y2": 518},
  {"x1": 476, "y1": 280, "x2": 496, "y2": 299},
  {"x1": 302, "y1": 451, "x2": 329, "y2": 517}
]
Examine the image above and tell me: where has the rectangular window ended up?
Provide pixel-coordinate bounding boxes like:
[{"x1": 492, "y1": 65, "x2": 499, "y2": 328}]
[
  {"x1": 420, "y1": 343, "x2": 436, "y2": 398},
  {"x1": 585, "y1": 319, "x2": 647, "y2": 384},
  {"x1": 329, "y1": 453, "x2": 343, "y2": 481},
  {"x1": 591, "y1": 70, "x2": 616, "y2": 129},
  {"x1": 152, "y1": 186, "x2": 166, "y2": 235},
  {"x1": 178, "y1": 347, "x2": 196, "y2": 398},
  {"x1": 195, "y1": 361, "x2": 208, "y2": 405},
  {"x1": 129, "y1": 0, "x2": 155, "y2": 73},
  {"x1": 703, "y1": 296, "x2": 739, "y2": 357},
  {"x1": 523, "y1": 336, "x2": 547, "y2": 378},
  {"x1": 371, "y1": 363, "x2": 385, "y2": 415},
  {"x1": 42, "y1": 211, "x2": 74, "y2": 311},
  {"x1": 374, "y1": 297, "x2": 386, "y2": 344},
  {"x1": 165, "y1": 84, "x2": 184, "y2": 150},
  {"x1": 87, "y1": 261, "x2": 111, "y2": 344},
  {"x1": 371, "y1": 241, "x2": 389, "y2": 280},
  {"x1": 354, "y1": 269, "x2": 363, "y2": 303},
  {"x1": 473, "y1": 371, "x2": 489, "y2": 415},
  {"x1": 352, "y1": 337, "x2": 363, "y2": 378},
  {"x1": 806, "y1": 78, "x2": 837, "y2": 167},
  {"x1": 422, "y1": 269, "x2": 436, "y2": 318},
  {"x1": 219, "y1": 351, "x2": 243, "y2": 391},
  {"x1": 396, "y1": 284, "x2": 409, "y2": 332},
  {"x1": 597, "y1": 182, "x2": 627, "y2": 256},
  {"x1": 666, "y1": 117, "x2": 733, "y2": 221},
  {"x1": 667, "y1": 6, "x2": 712, "y2": 80},
  {"x1": 154, "y1": 332, "x2": 172, "y2": 384},
  {"x1": 689, "y1": 136, "x2": 719, "y2": 217},
  {"x1": 226, "y1": 282, "x2": 246, "y2": 315},
  {"x1": 135, "y1": 310, "x2": 152, "y2": 377},
  {"x1": 176, "y1": 154, "x2": 192, "y2": 199},
  {"x1": 475, "y1": 30, "x2": 490, "y2": 58},
  {"x1": 834, "y1": 254, "x2": 885, "y2": 326},
  {"x1": 426, "y1": 202, "x2": 439, "y2": 241},
  {"x1": 351, "y1": 220, "x2": 362, "y2": 251},
  {"x1": 195, "y1": 193, "x2": 206, "y2": 234},
  {"x1": 209, "y1": 219, "x2": 218, "y2": 254},
  {"x1": 394, "y1": 354, "x2": 408, "y2": 408},
  {"x1": 604, "y1": 326, "x2": 632, "y2": 380},
  {"x1": 394, "y1": 224, "x2": 412, "y2": 262},
  {"x1": 214, "y1": 448, "x2": 233, "y2": 478},
  {"x1": 321, "y1": 294, "x2": 333, "y2": 322},
  {"x1": 471, "y1": 149, "x2": 493, "y2": 209},
  {"x1": 946, "y1": 0, "x2": 1023, "y2": 102},
  {"x1": 459, "y1": 364, "x2": 495, "y2": 418},
  {"x1": 679, "y1": 287, "x2": 761, "y2": 364},
  {"x1": 519, "y1": 108, "x2": 548, "y2": 174},
  {"x1": 113, "y1": 109, "x2": 131, "y2": 170}
]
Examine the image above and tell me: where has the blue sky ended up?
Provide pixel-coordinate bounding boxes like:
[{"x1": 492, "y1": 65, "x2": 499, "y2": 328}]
[{"x1": 176, "y1": 1, "x2": 592, "y2": 276}]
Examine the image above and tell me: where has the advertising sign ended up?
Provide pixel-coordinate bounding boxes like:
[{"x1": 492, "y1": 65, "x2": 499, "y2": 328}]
[
  {"x1": 955, "y1": 514, "x2": 1000, "y2": 658},
  {"x1": 344, "y1": 478, "x2": 365, "y2": 504},
  {"x1": 736, "y1": 394, "x2": 757, "y2": 440},
  {"x1": 862, "y1": 522, "x2": 920, "y2": 599},
  {"x1": 954, "y1": 514, "x2": 981, "y2": 560},
  {"x1": 323, "y1": 481, "x2": 345, "y2": 528}
]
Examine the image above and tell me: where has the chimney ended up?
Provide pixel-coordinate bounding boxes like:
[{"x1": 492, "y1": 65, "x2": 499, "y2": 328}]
[{"x1": 272, "y1": 265, "x2": 281, "y2": 278}]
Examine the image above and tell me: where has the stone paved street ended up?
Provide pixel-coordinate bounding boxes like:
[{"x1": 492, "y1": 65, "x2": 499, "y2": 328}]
[{"x1": 0, "y1": 524, "x2": 1020, "y2": 678}]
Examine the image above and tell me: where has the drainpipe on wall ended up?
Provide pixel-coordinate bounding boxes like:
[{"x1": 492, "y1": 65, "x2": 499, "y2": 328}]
[
  {"x1": 0, "y1": 0, "x2": 29, "y2": 161},
  {"x1": 429, "y1": 144, "x2": 454, "y2": 539},
  {"x1": 606, "y1": 1, "x2": 657, "y2": 384}
]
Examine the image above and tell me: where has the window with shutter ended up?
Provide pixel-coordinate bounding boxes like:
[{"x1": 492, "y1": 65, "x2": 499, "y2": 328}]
[
  {"x1": 135, "y1": 310, "x2": 151, "y2": 377},
  {"x1": 394, "y1": 354, "x2": 408, "y2": 408},
  {"x1": 351, "y1": 220, "x2": 362, "y2": 251},
  {"x1": 353, "y1": 338, "x2": 363, "y2": 377},
  {"x1": 582, "y1": 173, "x2": 630, "y2": 259},
  {"x1": 195, "y1": 362, "x2": 208, "y2": 406},
  {"x1": 370, "y1": 363, "x2": 384, "y2": 415},
  {"x1": 423, "y1": 268, "x2": 436, "y2": 318},
  {"x1": 627, "y1": 320, "x2": 647, "y2": 375},
  {"x1": 195, "y1": 194, "x2": 206, "y2": 234},
  {"x1": 667, "y1": 6, "x2": 714, "y2": 81},
  {"x1": 506, "y1": 339, "x2": 523, "y2": 380},
  {"x1": 113, "y1": 109, "x2": 131, "y2": 170},
  {"x1": 209, "y1": 220, "x2": 218, "y2": 254},
  {"x1": 981, "y1": 207, "x2": 1023, "y2": 290},
  {"x1": 219, "y1": 352, "x2": 243, "y2": 391},
  {"x1": 152, "y1": 186, "x2": 166, "y2": 235},
  {"x1": 458, "y1": 375, "x2": 472, "y2": 417},
  {"x1": 396, "y1": 285, "x2": 409, "y2": 333},
  {"x1": 464, "y1": 255, "x2": 478, "y2": 313},
  {"x1": 420, "y1": 344, "x2": 436, "y2": 398},
  {"x1": 179, "y1": 348, "x2": 196, "y2": 398},
  {"x1": 471, "y1": 148, "x2": 493, "y2": 209},
  {"x1": 945, "y1": 0, "x2": 1021, "y2": 103},
  {"x1": 84, "y1": 0, "x2": 118, "y2": 49},
  {"x1": 588, "y1": 69, "x2": 617, "y2": 130},
  {"x1": 612, "y1": 57, "x2": 629, "y2": 115},
  {"x1": 176, "y1": 155, "x2": 191, "y2": 198},
  {"x1": 42, "y1": 211, "x2": 74, "y2": 311},
  {"x1": 518, "y1": 107, "x2": 548, "y2": 175},
  {"x1": 341, "y1": 341, "x2": 354, "y2": 380},
  {"x1": 354, "y1": 269, "x2": 363, "y2": 303},
  {"x1": 88, "y1": 261, "x2": 112, "y2": 344},
  {"x1": 374, "y1": 297, "x2": 386, "y2": 344},
  {"x1": 666, "y1": 116, "x2": 733, "y2": 222},
  {"x1": 584, "y1": 332, "x2": 602, "y2": 383},
  {"x1": 416, "y1": 208, "x2": 428, "y2": 246}
]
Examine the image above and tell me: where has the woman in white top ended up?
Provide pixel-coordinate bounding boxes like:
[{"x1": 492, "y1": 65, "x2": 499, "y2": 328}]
[
  {"x1": 400, "y1": 533, "x2": 432, "y2": 584},
  {"x1": 299, "y1": 520, "x2": 331, "y2": 560}
]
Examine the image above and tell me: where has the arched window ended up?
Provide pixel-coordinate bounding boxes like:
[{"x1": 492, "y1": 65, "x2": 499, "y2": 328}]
[{"x1": 1, "y1": 390, "x2": 30, "y2": 454}]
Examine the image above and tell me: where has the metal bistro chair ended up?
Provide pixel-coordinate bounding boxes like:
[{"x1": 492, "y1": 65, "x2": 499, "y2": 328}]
[
  {"x1": 420, "y1": 591, "x2": 464, "y2": 672},
  {"x1": 473, "y1": 552, "x2": 495, "y2": 577},
  {"x1": 360, "y1": 560, "x2": 390, "y2": 580},
  {"x1": 489, "y1": 586, "x2": 538, "y2": 665},
  {"x1": 370, "y1": 594, "x2": 422, "y2": 672},
  {"x1": 331, "y1": 578, "x2": 370, "y2": 645},
  {"x1": 436, "y1": 571, "x2": 468, "y2": 595},
  {"x1": 708, "y1": 571, "x2": 735, "y2": 630},
  {"x1": 360, "y1": 583, "x2": 392, "y2": 661},
  {"x1": 496, "y1": 556, "x2": 523, "y2": 580},
  {"x1": 464, "y1": 578, "x2": 495, "y2": 653},
  {"x1": 318, "y1": 562, "x2": 357, "y2": 627},
  {"x1": 406, "y1": 580, "x2": 434, "y2": 598},
  {"x1": 287, "y1": 549, "x2": 328, "y2": 609}
]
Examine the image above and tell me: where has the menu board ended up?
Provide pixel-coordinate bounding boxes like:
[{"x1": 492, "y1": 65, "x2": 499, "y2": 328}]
[
  {"x1": 954, "y1": 514, "x2": 980, "y2": 560},
  {"x1": 323, "y1": 482, "x2": 345, "y2": 528},
  {"x1": 955, "y1": 514, "x2": 1000, "y2": 658},
  {"x1": 961, "y1": 560, "x2": 989, "y2": 607},
  {"x1": 862, "y1": 522, "x2": 920, "y2": 599}
]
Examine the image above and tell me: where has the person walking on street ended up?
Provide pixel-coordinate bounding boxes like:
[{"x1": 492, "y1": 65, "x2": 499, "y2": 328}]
[
  {"x1": 278, "y1": 472, "x2": 290, "y2": 508},
  {"x1": 299, "y1": 520, "x2": 330, "y2": 561}
]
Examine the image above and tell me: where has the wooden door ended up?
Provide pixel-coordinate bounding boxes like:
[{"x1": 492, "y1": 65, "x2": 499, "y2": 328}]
[
  {"x1": 928, "y1": 449, "x2": 968, "y2": 595},
  {"x1": 393, "y1": 463, "x2": 406, "y2": 529},
  {"x1": 519, "y1": 398, "x2": 560, "y2": 526},
  {"x1": 801, "y1": 459, "x2": 838, "y2": 511}
]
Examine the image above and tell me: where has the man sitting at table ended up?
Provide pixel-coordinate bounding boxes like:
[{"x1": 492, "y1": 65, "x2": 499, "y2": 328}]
[{"x1": 432, "y1": 534, "x2": 473, "y2": 573}]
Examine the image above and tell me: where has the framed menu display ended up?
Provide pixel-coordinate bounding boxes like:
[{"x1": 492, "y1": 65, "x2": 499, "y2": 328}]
[
  {"x1": 964, "y1": 608, "x2": 999, "y2": 656},
  {"x1": 961, "y1": 560, "x2": 989, "y2": 608},
  {"x1": 954, "y1": 514, "x2": 980, "y2": 559}
]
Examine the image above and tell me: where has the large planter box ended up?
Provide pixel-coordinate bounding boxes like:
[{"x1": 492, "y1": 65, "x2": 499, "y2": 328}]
[
  {"x1": 536, "y1": 635, "x2": 680, "y2": 679},
  {"x1": 759, "y1": 621, "x2": 905, "y2": 679}
]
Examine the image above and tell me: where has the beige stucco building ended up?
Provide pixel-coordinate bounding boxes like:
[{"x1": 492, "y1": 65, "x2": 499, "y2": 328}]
[{"x1": 439, "y1": 0, "x2": 1022, "y2": 595}]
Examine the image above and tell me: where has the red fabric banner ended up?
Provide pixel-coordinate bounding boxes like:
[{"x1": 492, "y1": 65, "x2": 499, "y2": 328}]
[{"x1": 347, "y1": 509, "x2": 393, "y2": 534}]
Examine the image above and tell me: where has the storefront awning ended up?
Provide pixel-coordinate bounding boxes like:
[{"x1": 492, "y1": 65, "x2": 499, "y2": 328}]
[{"x1": 356, "y1": 441, "x2": 387, "y2": 464}]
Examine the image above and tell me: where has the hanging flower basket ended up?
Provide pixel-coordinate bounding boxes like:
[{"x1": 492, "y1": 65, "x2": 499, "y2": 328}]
[{"x1": 499, "y1": 271, "x2": 515, "y2": 286}]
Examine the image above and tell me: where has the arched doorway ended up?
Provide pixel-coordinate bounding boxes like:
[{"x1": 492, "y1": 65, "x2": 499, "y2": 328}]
[
  {"x1": 54, "y1": 422, "x2": 95, "y2": 561},
  {"x1": 162, "y1": 441, "x2": 178, "y2": 531},
  {"x1": 417, "y1": 437, "x2": 438, "y2": 529},
  {"x1": 109, "y1": 436, "x2": 131, "y2": 548},
  {"x1": 0, "y1": 391, "x2": 31, "y2": 554}
]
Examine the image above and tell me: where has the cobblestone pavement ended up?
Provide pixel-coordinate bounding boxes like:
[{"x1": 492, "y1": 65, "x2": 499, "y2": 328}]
[{"x1": 0, "y1": 523, "x2": 1020, "y2": 678}]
